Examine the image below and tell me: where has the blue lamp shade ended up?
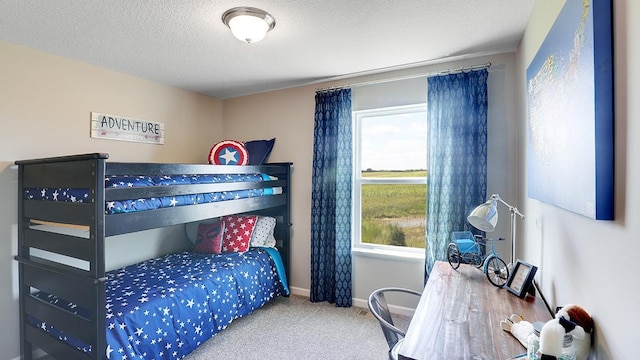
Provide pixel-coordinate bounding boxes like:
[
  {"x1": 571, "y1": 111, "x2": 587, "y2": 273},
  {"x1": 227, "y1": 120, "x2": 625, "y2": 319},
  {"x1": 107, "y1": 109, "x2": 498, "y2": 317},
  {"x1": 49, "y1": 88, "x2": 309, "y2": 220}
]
[{"x1": 467, "y1": 199, "x2": 498, "y2": 232}]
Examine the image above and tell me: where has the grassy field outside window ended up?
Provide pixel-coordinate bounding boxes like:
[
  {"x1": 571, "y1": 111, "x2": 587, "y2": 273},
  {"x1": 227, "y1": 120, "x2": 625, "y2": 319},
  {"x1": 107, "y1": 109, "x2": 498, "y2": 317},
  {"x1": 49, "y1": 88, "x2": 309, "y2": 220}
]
[{"x1": 360, "y1": 170, "x2": 426, "y2": 249}]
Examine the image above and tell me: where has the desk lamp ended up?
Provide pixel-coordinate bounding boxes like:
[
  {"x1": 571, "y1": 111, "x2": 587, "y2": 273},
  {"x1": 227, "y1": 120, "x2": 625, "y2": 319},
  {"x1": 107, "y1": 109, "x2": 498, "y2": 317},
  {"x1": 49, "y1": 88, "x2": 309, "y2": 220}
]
[{"x1": 467, "y1": 194, "x2": 524, "y2": 267}]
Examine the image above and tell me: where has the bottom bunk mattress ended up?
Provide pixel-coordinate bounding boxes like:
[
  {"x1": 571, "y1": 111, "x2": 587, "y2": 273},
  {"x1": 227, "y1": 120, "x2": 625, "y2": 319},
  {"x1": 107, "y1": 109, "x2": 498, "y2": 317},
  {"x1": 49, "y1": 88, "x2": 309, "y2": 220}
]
[{"x1": 28, "y1": 248, "x2": 289, "y2": 359}]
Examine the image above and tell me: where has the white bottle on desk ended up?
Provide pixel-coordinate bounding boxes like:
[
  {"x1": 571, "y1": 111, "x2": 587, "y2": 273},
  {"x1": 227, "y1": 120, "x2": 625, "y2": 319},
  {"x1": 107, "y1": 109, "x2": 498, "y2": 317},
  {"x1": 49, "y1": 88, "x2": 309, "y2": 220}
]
[
  {"x1": 526, "y1": 321, "x2": 545, "y2": 360},
  {"x1": 559, "y1": 334, "x2": 577, "y2": 360}
]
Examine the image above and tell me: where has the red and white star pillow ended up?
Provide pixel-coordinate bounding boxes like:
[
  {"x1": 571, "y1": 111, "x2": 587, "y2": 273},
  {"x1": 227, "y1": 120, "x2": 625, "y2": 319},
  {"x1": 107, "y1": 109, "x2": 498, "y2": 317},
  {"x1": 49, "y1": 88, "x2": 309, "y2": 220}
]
[{"x1": 221, "y1": 215, "x2": 257, "y2": 252}]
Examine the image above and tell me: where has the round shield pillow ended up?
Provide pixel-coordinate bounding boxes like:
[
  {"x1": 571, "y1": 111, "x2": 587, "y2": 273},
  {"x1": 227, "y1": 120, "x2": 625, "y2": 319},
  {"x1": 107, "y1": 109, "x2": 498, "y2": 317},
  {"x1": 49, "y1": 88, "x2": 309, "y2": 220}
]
[{"x1": 208, "y1": 140, "x2": 249, "y2": 165}]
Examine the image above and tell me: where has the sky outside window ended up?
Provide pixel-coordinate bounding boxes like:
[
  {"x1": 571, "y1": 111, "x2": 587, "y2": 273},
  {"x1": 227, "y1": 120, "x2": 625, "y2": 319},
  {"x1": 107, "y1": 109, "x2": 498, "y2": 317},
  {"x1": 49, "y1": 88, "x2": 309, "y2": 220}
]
[{"x1": 360, "y1": 111, "x2": 427, "y2": 171}]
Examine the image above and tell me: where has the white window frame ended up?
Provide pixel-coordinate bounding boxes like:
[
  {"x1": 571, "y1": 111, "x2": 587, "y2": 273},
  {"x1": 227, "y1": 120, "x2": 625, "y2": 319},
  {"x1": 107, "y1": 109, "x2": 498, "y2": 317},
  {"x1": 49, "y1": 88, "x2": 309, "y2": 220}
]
[{"x1": 352, "y1": 104, "x2": 427, "y2": 258}]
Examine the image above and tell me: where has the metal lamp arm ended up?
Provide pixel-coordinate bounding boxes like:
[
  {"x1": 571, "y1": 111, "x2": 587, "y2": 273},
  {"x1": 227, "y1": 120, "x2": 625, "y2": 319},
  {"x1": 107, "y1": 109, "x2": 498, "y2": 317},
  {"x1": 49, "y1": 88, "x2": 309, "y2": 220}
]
[
  {"x1": 490, "y1": 194, "x2": 524, "y2": 219},
  {"x1": 489, "y1": 194, "x2": 524, "y2": 266}
]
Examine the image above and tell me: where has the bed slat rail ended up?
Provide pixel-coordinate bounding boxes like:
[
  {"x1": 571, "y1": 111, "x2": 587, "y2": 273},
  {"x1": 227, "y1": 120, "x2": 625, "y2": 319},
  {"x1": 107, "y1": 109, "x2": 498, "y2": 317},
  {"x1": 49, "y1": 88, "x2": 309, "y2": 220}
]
[
  {"x1": 20, "y1": 159, "x2": 102, "y2": 189},
  {"x1": 21, "y1": 258, "x2": 100, "y2": 308},
  {"x1": 106, "y1": 162, "x2": 289, "y2": 176},
  {"x1": 25, "y1": 324, "x2": 92, "y2": 360},
  {"x1": 24, "y1": 295, "x2": 94, "y2": 343},
  {"x1": 23, "y1": 201, "x2": 94, "y2": 227},
  {"x1": 23, "y1": 228, "x2": 92, "y2": 261},
  {"x1": 106, "y1": 193, "x2": 287, "y2": 236}
]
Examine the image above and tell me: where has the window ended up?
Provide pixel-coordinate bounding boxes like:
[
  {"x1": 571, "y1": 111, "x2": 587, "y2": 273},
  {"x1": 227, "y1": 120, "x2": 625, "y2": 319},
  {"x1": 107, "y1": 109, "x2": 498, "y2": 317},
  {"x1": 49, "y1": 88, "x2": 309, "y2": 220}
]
[{"x1": 353, "y1": 104, "x2": 427, "y2": 255}]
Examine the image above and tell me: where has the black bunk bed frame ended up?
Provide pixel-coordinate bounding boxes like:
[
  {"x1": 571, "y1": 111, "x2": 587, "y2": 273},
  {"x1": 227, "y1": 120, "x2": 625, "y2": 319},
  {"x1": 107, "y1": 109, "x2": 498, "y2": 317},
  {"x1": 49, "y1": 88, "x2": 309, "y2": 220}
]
[{"x1": 14, "y1": 153, "x2": 292, "y2": 360}]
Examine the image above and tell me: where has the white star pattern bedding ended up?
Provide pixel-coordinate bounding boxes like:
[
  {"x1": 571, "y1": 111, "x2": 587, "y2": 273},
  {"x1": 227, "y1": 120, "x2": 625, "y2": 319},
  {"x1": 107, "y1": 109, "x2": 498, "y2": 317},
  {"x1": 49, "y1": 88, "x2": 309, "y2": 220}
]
[
  {"x1": 23, "y1": 173, "x2": 281, "y2": 214},
  {"x1": 29, "y1": 248, "x2": 289, "y2": 359}
]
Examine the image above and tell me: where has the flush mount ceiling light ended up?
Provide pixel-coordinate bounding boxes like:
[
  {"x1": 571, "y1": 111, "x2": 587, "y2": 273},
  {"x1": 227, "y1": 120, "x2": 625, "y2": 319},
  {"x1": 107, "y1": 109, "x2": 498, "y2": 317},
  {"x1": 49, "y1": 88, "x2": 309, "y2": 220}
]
[{"x1": 222, "y1": 7, "x2": 275, "y2": 44}]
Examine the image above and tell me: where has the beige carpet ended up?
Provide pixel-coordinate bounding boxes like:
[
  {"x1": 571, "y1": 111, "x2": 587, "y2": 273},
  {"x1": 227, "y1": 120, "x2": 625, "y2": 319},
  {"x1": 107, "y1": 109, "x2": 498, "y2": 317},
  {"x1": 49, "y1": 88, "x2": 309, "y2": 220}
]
[
  {"x1": 36, "y1": 294, "x2": 410, "y2": 360},
  {"x1": 183, "y1": 294, "x2": 409, "y2": 360}
]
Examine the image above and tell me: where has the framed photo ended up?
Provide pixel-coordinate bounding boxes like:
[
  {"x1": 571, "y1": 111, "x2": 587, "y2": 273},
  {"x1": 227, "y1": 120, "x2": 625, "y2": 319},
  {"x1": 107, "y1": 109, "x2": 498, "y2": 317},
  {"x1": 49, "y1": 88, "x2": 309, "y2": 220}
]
[{"x1": 505, "y1": 260, "x2": 538, "y2": 298}]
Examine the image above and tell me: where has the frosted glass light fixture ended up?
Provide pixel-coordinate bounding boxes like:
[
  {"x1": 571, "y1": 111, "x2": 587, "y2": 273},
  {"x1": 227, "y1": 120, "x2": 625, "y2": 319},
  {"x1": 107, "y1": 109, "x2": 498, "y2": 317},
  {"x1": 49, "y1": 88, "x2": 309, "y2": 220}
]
[{"x1": 222, "y1": 7, "x2": 276, "y2": 43}]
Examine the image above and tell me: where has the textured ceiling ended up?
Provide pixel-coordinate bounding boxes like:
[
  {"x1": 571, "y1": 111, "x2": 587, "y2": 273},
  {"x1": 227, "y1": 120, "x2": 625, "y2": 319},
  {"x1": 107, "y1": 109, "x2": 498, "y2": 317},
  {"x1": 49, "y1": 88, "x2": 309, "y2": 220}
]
[{"x1": 0, "y1": 0, "x2": 535, "y2": 99}]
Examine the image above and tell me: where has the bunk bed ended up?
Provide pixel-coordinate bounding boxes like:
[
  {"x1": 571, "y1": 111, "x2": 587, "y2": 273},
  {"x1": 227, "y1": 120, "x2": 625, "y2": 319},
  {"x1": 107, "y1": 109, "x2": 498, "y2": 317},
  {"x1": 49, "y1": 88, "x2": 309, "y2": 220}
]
[{"x1": 14, "y1": 153, "x2": 292, "y2": 360}]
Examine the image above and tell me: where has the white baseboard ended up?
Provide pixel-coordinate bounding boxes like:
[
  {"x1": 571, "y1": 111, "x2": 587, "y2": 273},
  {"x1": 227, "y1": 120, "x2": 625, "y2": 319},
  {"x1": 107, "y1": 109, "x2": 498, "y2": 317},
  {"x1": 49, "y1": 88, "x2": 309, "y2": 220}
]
[
  {"x1": 288, "y1": 286, "x2": 310, "y2": 297},
  {"x1": 287, "y1": 286, "x2": 415, "y2": 317},
  {"x1": 352, "y1": 297, "x2": 416, "y2": 317}
]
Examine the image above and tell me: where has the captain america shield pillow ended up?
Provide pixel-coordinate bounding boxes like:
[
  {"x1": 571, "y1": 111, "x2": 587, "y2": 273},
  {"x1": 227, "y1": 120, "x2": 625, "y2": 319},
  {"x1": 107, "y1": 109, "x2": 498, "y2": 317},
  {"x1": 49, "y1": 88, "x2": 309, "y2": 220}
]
[{"x1": 208, "y1": 140, "x2": 249, "y2": 165}]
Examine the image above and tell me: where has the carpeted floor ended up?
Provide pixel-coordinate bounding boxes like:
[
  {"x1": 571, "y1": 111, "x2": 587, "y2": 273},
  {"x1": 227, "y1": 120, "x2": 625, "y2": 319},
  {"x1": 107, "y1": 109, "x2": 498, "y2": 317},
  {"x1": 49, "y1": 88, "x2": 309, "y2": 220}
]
[
  {"x1": 183, "y1": 294, "x2": 410, "y2": 360},
  {"x1": 37, "y1": 294, "x2": 409, "y2": 360}
]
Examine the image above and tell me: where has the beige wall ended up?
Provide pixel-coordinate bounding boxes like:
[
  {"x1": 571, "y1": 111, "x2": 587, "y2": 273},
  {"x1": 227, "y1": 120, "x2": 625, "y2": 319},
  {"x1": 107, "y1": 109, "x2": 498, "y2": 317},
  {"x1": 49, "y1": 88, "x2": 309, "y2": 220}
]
[
  {"x1": 0, "y1": 40, "x2": 223, "y2": 360},
  {"x1": 223, "y1": 88, "x2": 315, "y2": 291},
  {"x1": 0, "y1": 42, "x2": 222, "y2": 164},
  {"x1": 518, "y1": 0, "x2": 636, "y2": 358},
  {"x1": 223, "y1": 52, "x2": 520, "y2": 308}
]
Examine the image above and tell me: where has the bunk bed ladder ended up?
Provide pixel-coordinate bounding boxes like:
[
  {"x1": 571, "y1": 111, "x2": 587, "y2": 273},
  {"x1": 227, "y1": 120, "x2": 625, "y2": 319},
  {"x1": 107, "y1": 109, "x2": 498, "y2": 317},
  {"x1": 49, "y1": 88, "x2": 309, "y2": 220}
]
[{"x1": 16, "y1": 153, "x2": 108, "y2": 360}]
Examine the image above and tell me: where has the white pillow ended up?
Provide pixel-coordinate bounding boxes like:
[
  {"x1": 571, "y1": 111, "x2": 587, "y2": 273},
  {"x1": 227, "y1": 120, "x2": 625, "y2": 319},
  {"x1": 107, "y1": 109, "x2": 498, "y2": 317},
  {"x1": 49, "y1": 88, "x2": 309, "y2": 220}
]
[{"x1": 250, "y1": 216, "x2": 277, "y2": 247}]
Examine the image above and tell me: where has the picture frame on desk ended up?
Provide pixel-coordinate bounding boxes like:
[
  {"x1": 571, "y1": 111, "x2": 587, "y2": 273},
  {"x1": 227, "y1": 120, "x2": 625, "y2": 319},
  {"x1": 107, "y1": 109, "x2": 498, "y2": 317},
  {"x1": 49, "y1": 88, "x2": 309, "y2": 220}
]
[{"x1": 505, "y1": 259, "x2": 538, "y2": 298}]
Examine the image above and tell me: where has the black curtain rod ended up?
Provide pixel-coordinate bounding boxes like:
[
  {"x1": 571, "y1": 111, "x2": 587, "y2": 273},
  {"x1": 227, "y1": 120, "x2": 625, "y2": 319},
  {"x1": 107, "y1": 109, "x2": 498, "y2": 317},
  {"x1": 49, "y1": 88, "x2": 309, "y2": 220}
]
[{"x1": 315, "y1": 62, "x2": 491, "y2": 93}]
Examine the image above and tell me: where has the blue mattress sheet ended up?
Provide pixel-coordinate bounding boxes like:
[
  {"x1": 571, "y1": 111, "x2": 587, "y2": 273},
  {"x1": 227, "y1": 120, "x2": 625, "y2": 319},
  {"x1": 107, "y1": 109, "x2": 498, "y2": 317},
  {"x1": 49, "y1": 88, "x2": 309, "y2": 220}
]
[
  {"x1": 28, "y1": 248, "x2": 288, "y2": 359},
  {"x1": 23, "y1": 173, "x2": 280, "y2": 214}
]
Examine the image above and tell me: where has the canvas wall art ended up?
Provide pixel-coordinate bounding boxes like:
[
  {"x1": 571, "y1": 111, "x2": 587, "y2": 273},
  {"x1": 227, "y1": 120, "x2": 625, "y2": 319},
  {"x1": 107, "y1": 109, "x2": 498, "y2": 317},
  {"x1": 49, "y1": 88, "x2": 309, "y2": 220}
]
[{"x1": 526, "y1": 0, "x2": 614, "y2": 220}]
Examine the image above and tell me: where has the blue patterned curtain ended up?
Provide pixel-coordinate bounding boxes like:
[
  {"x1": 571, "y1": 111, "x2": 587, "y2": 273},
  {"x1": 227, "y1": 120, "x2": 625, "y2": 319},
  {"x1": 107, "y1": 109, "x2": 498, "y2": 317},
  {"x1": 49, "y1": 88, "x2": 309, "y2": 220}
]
[
  {"x1": 425, "y1": 69, "x2": 488, "y2": 280},
  {"x1": 310, "y1": 88, "x2": 353, "y2": 307}
]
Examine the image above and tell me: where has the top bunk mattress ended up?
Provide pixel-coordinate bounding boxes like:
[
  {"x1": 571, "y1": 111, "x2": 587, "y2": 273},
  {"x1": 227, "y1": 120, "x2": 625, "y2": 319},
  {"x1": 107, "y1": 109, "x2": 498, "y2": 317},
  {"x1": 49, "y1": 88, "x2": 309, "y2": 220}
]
[{"x1": 22, "y1": 172, "x2": 282, "y2": 214}]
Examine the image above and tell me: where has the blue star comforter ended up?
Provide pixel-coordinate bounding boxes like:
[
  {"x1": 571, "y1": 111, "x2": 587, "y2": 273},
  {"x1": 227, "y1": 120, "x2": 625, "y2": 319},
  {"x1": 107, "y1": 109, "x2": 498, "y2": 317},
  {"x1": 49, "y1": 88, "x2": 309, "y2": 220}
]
[{"x1": 29, "y1": 248, "x2": 289, "y2": 359}]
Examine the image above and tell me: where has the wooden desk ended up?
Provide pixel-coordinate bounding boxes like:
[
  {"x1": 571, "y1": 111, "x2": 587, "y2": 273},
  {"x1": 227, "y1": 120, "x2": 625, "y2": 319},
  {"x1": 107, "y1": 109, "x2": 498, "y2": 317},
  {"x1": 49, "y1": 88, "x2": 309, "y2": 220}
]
[{"x1": 399, "y1": 261, "x2": 551, "y2": 360}]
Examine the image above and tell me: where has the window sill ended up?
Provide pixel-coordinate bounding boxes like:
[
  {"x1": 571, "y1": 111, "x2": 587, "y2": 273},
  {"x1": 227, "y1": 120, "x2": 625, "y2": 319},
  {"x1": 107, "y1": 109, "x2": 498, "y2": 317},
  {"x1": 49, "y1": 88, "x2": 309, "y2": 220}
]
[{"x1": 352, "y1": 247, "x2": 425, "y2": 262}]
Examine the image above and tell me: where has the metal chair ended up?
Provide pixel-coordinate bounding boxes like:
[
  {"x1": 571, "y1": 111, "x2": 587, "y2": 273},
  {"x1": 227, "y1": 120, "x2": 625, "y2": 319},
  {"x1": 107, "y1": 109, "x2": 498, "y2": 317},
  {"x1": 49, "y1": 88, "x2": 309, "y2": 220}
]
[{"x1": 368, "y1": 287, "x2": 422, "y2": 360}]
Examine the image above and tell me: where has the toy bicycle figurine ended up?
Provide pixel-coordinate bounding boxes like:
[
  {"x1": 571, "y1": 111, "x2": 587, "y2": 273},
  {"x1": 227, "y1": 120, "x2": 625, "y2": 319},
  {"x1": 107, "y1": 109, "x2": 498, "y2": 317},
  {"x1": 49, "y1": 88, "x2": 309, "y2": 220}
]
[{"x1": 447, "y1": 231, "x2": 510, "y2": 287}]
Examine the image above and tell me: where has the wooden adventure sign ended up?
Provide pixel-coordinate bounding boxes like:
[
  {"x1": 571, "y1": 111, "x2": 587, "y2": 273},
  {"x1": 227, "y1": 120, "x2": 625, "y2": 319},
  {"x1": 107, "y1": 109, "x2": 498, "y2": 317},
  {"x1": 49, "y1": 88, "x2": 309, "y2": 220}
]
[{"x1": 90, "y1": 112, "x2": 165, "y2": 145}]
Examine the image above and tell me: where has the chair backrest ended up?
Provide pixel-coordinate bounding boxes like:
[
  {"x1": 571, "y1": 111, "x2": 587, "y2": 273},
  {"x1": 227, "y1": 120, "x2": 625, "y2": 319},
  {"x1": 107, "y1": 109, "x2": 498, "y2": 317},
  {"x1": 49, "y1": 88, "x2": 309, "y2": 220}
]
[{"x1": 368, "y1": 287, "x2": 422, "y2": 350}]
